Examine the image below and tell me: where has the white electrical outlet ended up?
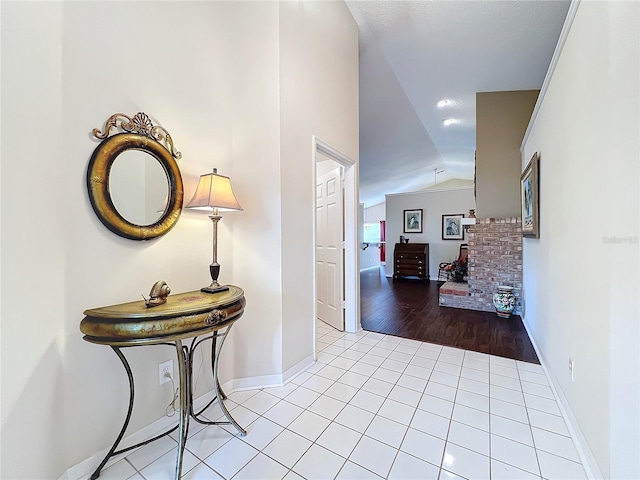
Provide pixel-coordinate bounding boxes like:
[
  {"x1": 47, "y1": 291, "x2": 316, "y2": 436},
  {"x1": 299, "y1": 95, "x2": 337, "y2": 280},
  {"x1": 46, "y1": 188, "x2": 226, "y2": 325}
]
[
  {"x1": 569, "y1": 358, "x2": 575, "y2": 382},
  {"x1": 159, "y1": 360, "x2": 173, "y2": 385}
]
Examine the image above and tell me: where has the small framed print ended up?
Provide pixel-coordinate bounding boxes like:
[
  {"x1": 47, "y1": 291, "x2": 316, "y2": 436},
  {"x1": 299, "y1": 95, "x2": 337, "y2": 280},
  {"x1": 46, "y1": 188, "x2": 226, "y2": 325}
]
[
  {"x1": 521, "y1": 152, "x2": 540, "y2": 238},
  {"x1": 403, "y1": 209, "x2": 423, "y2": 233},
  {"x1": 442, "y1": 214, "x2": 464, "y2": 240}
]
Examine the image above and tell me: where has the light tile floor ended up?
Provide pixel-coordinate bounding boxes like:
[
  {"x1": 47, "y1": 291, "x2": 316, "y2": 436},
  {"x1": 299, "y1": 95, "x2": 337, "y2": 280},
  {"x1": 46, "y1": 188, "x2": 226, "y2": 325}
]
[{"x1": 98, "y1": 323, "x2": 587, "y2": 480}]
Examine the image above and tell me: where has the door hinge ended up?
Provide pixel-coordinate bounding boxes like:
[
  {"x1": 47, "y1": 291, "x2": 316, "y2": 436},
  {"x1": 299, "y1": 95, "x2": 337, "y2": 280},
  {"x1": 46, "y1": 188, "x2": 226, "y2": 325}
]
[
  {"x1": 342, "y1": 300, "x2": 346, "y2": 309},
  {"x1": 341, "y1": 241, "x2": 346, "y2": 249}
]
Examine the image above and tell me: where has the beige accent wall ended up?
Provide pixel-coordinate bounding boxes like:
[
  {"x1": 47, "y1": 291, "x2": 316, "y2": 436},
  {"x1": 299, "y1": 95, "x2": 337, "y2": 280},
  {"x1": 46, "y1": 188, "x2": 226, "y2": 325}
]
[{"x1": 476, "y1": 90, "x2": 539, "y2": 218}]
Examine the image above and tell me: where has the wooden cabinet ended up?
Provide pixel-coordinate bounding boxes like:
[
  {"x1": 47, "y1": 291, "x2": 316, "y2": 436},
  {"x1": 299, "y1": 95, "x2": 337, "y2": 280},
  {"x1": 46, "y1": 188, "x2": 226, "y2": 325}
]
[{"x1": 393, "y1": 243, "x2": 429, "y2": 281}]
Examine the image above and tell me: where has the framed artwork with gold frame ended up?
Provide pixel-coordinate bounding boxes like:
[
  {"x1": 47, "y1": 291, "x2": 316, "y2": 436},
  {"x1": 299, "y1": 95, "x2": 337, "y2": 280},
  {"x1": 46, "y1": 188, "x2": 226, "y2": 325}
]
[{"x1": 521, "y1": 152, "x2": 540, "y2": 238}]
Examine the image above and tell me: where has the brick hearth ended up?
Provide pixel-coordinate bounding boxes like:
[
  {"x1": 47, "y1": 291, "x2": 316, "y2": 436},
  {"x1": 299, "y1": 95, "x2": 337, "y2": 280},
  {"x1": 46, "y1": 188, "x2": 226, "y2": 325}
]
[{"x1": 439, "y1": 281, "x2": 469, "y2": 296}]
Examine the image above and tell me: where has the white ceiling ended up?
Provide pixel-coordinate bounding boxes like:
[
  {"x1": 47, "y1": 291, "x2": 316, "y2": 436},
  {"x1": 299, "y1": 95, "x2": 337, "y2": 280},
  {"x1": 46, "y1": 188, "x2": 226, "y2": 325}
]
[{"x1": 346, "y1": 0, "x2": 571, "y2": 207}]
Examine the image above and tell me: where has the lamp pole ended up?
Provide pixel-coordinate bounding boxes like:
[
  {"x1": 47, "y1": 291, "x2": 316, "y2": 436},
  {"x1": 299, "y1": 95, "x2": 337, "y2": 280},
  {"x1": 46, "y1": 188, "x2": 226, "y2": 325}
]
[{"x1": 204, "y1": 208, "x2": 227, "y2": 293}]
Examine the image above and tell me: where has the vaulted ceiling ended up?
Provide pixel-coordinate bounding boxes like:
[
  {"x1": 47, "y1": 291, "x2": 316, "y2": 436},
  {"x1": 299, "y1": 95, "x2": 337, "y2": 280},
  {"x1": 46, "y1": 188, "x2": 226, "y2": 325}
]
[{"x1": 346, "y1": 0, "x2": 571, "y2": 207}]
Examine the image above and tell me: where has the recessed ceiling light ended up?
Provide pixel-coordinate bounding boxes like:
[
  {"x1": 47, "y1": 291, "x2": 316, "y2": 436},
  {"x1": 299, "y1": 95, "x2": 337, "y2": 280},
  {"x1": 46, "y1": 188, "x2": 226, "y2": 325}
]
[
  {"x1": 437, "y1": 99, "x2": 452, "y2": 108},
  {"x1": 443, "y1": 118, "x2": 458, "y2": 126}
]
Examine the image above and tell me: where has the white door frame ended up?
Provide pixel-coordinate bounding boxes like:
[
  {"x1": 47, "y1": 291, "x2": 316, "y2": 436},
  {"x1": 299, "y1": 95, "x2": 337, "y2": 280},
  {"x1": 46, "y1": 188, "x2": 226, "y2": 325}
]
[{"x1": 312, "y1": 136, "x2": 360, "y2": 352}]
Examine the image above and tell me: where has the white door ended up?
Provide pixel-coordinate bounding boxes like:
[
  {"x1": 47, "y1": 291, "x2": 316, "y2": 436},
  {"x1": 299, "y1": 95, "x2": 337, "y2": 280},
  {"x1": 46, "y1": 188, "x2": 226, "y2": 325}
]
[{"x1": 316, "y1": 166, "x2": 345, "y2": 331}]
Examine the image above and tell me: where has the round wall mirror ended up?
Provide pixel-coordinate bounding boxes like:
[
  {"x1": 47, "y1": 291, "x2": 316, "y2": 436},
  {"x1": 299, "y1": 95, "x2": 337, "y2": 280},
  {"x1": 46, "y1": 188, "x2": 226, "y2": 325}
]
[{"x1": 87, "y1": 120, "x2": 184, "y2": 241}]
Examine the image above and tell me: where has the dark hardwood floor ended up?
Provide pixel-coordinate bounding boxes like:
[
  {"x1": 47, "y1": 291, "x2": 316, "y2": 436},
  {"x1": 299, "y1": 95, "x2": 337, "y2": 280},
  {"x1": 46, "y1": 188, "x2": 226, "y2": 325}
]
[{"x1": 360, "y1": 267, "x2": 539, "y2": 364}]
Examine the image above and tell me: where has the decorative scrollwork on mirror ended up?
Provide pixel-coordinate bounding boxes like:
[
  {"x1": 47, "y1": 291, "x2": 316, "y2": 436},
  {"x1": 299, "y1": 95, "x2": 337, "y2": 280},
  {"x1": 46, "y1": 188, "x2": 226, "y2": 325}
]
[{"x1": 87, "y1": 112, "x2": 184, "y2": 241}]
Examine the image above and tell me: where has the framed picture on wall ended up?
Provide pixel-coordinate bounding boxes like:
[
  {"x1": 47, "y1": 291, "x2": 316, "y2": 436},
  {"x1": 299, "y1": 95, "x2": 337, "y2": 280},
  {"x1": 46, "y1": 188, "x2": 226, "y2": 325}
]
[
  {"x1": 403, "y1": 209, "x2": 423, "y2": 233},
  {"x1": 442, "y1": 214, "x2": 464, "y2": 240},
  {"x1": 521, "y1": 152, "x2": 540, "y2": 238}
]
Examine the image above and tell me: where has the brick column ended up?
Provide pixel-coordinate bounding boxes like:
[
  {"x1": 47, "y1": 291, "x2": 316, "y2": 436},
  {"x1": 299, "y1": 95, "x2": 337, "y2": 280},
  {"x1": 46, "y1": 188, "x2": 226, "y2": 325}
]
[
  {"x1": 439, "y1": 217, "x2": 523, "y2": 315},
  {"x1": 467, "y1": 217, "x2": 523, "y2": 314}
]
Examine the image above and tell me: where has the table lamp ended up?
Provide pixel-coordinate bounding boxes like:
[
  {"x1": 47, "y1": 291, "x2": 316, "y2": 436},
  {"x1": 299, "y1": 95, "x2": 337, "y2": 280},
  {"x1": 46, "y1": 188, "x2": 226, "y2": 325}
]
[{"x1": 186, "y1": 168, "x2": 243, "y2": 293}]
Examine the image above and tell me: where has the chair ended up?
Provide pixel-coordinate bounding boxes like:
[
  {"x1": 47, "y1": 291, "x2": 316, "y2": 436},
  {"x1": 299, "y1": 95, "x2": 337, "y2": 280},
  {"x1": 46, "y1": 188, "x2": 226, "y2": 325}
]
[{"x1": 438, "y1": 244, "x2": 468, "y2": 281}]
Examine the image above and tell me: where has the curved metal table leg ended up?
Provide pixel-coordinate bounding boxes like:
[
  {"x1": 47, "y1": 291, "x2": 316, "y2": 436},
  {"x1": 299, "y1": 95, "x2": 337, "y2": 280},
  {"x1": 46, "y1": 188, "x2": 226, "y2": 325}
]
[
  {"x1": 90, "y1": 325, "x2": 245, "y2": 479},
  {"x1": 174, "y1": 340, "x2": 190, "y2": 480},
  {"x1": 211, "y1": 336, "x2": 227, "y2": 400},
  {"x1": 90, "y1": 347, "x2": 135, "y2": 480},
  {"x1": 213, "y1": 324, "x2": 246, "y2": 436}
]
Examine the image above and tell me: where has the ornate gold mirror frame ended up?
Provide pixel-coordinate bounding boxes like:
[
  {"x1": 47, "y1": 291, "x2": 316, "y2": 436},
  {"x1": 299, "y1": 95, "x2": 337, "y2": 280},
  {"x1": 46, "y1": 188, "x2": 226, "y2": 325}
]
[{"x1": 87, "y1": 112, "x2": 184, "y2": 240}]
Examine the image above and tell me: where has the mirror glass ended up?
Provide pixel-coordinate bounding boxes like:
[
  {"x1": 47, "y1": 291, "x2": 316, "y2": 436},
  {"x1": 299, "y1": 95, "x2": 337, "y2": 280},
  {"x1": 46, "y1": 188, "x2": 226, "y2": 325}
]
[{"x1": 109, "y1": 149, "x2": 169, "y2": 226}]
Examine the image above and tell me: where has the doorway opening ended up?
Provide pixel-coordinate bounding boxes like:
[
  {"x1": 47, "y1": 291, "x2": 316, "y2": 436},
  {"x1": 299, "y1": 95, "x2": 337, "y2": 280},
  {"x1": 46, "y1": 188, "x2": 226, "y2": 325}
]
[{"x1": 312, "y1": 137, "x2": 359, "y2": 359}]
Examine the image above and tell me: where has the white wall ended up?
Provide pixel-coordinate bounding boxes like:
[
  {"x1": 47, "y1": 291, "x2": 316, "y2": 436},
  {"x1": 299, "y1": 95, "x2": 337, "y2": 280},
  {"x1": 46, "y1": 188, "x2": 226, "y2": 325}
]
[
  {"x1": 226, "y1": 0, "x2": 283, "y2": 387},
  {"x1": 385, "y1": 188, "x2": 476, "y2": 279},
  {"x1": 361, "y1": 202, "x2": 385, "y2": 270},
  {"x1": 522, "y1": 1, "x2": 639, "y2": 478},
  {"x1": 279, "y1": 0, "x2": 358, "y2": 372},
  {"x1": 1, "y1": 4, "x2": 67, "y2": 477},
  {"x1": 0, "y1": 1, "x2": 358, "y2": 477}
]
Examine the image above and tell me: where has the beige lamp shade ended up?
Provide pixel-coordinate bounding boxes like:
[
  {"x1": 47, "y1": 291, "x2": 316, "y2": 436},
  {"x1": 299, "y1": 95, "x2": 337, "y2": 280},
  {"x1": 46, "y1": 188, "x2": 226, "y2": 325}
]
[{"x1": 185, "y1": 169, "x2": 243, "y2": 212}]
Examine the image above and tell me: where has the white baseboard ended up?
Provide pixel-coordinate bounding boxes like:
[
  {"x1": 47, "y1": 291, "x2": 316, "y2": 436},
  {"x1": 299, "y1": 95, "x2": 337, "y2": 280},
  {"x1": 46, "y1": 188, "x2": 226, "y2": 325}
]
[
  {"x1": 61, "y1": 359, "x2": 315, "y2": 480},
  {"x1": 228, "y1": 354, "x2": 314, "y2": 392},
  {"x1": 359, "y1": 264, "x2": 381, "y2": 272},
  {"x1": 283, "y1": 354, "x2": 315, "y2": 384},
  {"x1": 521, "y1": 319, "x2": 604, "y2": 479},
  {"x1": 227, "y1": 373, "x2": 285, "y2": 391}
]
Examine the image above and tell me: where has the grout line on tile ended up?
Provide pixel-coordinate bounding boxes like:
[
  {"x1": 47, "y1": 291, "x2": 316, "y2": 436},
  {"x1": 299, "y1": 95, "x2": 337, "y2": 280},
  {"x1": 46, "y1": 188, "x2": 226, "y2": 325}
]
[{"x1": 128, "y1": 323, "x2": 584, "y2": 480}]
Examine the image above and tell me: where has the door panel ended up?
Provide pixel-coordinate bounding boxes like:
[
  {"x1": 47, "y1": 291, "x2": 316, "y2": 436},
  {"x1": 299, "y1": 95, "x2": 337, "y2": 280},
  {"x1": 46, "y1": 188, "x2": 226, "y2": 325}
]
[{"x1": 316, "y1": 166, "x2": 344, "y2": 331}]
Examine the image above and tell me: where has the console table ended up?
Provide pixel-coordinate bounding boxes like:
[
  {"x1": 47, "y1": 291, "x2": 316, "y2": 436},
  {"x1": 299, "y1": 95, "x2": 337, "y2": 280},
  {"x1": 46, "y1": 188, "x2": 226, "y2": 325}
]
[{"x1": 80, "y1": 286, "x2": 246, "y2": 480}]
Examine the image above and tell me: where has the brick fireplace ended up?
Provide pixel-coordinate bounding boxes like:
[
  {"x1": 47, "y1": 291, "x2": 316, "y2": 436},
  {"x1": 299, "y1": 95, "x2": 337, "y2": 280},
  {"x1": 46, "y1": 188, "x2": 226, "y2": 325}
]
[{"x1": 439, "y1": 217, "x2": 523, "y2": 315}]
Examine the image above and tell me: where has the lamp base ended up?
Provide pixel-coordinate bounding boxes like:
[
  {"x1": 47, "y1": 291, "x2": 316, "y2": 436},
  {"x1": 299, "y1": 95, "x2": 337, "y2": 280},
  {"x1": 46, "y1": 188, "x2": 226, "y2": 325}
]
[
  {"x1": 202, "y1": 263, "x2": 229, "y2": 294},
  {"x1": 201, "y1": 285, "x2": 230, "y2": 294}
]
